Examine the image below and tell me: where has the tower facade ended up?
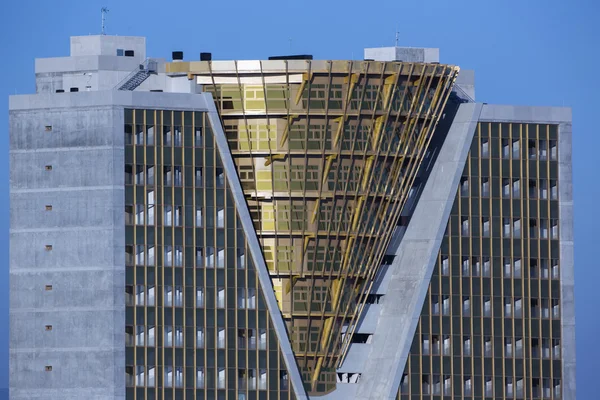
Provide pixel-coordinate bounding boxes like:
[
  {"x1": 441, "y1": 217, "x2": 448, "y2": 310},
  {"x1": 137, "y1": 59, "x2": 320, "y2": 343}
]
[{"x1": 9, "y1": 36, "x2": 574, "y2": 400}]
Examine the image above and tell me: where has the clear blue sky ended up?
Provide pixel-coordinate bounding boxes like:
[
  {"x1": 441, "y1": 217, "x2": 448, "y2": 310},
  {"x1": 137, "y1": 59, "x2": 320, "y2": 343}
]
[{"x1": 1, "y1": 0, "x2": 598, "y2": 397}]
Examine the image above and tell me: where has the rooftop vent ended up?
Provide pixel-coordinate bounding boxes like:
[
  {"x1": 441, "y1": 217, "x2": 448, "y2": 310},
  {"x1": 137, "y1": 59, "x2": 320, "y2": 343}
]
[
  {"x1": 124, "y1": 50, "x2": 135, "y2": 57},
  {"x1": 200, "y1": 52, "x2": 212, "y2": 61},
  {"x1": 268, "y1": 54, "x2": 313, "y2": 61},
  {"x1": 172, "y1": 51, "x2": 184, "y2": 61}
]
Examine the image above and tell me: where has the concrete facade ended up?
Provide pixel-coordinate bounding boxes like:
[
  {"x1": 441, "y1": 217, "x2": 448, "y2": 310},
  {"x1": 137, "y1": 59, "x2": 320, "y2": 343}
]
[
  {"x1": 9, "y1": 91, "x2": 210, "y2": 399},
  {"x1": 364, "y1": 46, "x2": 440, "y2": 63},
  {"x1": 9, "y1": 98, "x2": 126, "y2": 399}
]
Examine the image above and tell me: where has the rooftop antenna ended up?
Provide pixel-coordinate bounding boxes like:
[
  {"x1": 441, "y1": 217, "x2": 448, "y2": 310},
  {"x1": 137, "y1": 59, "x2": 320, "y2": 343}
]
[
  {"x1": 395, "y1": 30, "x2": 399, "y2": 47},
  {"x1": 101, "y1": 7, "x2": 109, "y2": 35},
  {"x1": 289, "y1": 37, "x2": 293, "y2": 53}
]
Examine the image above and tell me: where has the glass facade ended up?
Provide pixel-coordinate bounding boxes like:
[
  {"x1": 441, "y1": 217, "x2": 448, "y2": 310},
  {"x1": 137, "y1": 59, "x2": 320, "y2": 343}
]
[
  {"x1": 398, "y1": 123, "x2": 563, "y2": 399},
  {"x1": 179, "y1": 59, "x2": 459, "y2": 394},
  {"x1": 124, "y1": 109, "x2": 295, "y2": 400}
]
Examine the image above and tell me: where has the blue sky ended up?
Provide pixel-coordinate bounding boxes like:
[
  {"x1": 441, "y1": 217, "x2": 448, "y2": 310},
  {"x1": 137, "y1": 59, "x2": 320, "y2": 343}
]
[{"x1": 1, "y1": 0, "x2": 598, "y2": 397}]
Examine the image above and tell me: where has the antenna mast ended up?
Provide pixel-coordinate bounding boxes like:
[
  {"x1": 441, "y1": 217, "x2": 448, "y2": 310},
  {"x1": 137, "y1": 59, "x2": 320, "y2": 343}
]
[
  {"x1": 395, "y1": 31, "x2": 399, "y2": 47},
  {"x1": 101, "y1": 7, "x2": 109, "y2": 35}
]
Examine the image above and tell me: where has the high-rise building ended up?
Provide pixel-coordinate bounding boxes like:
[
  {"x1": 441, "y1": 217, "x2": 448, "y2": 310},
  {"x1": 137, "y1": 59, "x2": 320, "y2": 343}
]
[{"x1": 9, "y1": 35, "x2": 575, "y2": 400}]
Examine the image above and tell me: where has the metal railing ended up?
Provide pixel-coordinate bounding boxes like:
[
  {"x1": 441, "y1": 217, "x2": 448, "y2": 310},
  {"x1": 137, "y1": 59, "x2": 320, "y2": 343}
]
[{"x1": 115, "y1": 58, "x2": 158, "y2": 90}]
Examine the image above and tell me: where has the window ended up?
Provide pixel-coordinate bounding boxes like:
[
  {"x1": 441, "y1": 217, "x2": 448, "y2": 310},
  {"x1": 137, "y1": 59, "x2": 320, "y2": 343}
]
[
  {"x1": 205, "y1": 247, "x2": 214, "y2": 268},
  {"x1": 460, "y1": 177, "x2": 469, "y2": 196},
  {"x1": 45, "y1": 165, "x2": 53, "y2": 171},
  {"x1": 505, "y1": 337, "x2": 514, "y2": 357},
  {"x1": 441, "y1": 256, "x2": 449, "y2": 275},
  {"x1": 259, "y1": 329, "x2": 267, "y2": 350},
  {"x1": 45, "y1": 285, "x2": 52, "y2": 291},
  {"x1": 481, "y1": 177, "x2": 490, "y2": 197},
  {"x1": 530, "y1": 219, "x2": 538, "y2": 238},
  {"x1": 516, "y1": 338, "x2": 523, "y2": 357},
  {"x1": 195, "y1": 127, "x2": 203, "y2": 146},
  {"x1": 550, "y1": 179, "x2": 558, "y2": 200},
  {"x1": 463, "y1": 297, "x2": 471, "y2": 316},
  {"x1": 503, "y1": 217, "x2": 511, "y2": 238},
  {"x1": 504, "y1": 258, "x2": 512, "y2": 278},
  {"x1": 197, "y1": 367, "x2": 205, "y2": 388},
  {"x1": 196, "y1": 206, "x2": 203, "y2": 227},
  {"x1": 400, "y1": 374, "x2": 409, "y2": 394},
  {"x1": 195, "y1": 167, "x2": 203, "y2": 186},
  {"x1": 117, "y1": 49, "x2": 124, "y2": 56},
  {"x1": 540, "y1": 218, "x2": 549, "y2": 239},
  {"x1": 553, "y1": 339, "x2": 561, "y2": 359},
  {"x1": 196, "y1": 327, "x2": 204, "y2": 348},
  {"x1": 539, "y1": 139, "x2": 548, "y2": 160},
  {"x1": 45, "y1": 205, "x2": 52, "y2": 211},
  {"x1": 444, "y1": 376, "x2": 452, "y2": 396},
  {"x1": 443, "y1": 335, "x2": 451, "y2": 356},
  {"x1": 506, "y1": 377, "x2": 514, "y2": 398},
  {"x1": 552, "y1": 259, "x2": 560, "y2": 279},
  {"x1": 483, "y1": 257, "x2": 491, "y2": 277},
  {"x1": 484, "y1": 337, "x2": 492, "y2": 356},
  {"x1": 512, "y1": 139, "x2": 520, "y2": 159},
  {"x1": 45, "y1": 325, "x2": 52, "y2": 331},
  {"x1": 551, "y1": 219, "x2": 559, "y2": 239},
  {"x1": 461, "y1": 217, "x2": 469, "y2": 236},
  {"x1": 422, "y1": 335, "x2": 430, "y2": 355},
  {"x1": 45, "y1": 366, "x2": 52, "y2": 372},
  {"x1": 541, "y1": 259, "x2": 550, "y2": 279},
  {"x1": 528, "y1": 139, "x2": 537, "y2": 159},
  {"x1": 217, "y1": 328, "x2": 226, "y2": 348},
  {"x1": 483, "y1": 297, "x2": 492, "y2": 317},
  {"x1": 552, "y1": 299, "x2": 560, "y2": 318},
  {"x1": 462, "y1": 257, "x2": 470, "y2": 276},
  {"x1": 481, "y1": 138, "x2": 489, "y2": 157},
  {"x1": 464, "y1": 377, "x2": 472, "y2": 396},
  {"x1": 217, "y1": 287, "x2": 225, "y2": 308},
  {"x1": 463, "y1": 336, "x2": 471, "y2": 356},
  {"x1": 196, "y1": 288, "x2": 204, "y2": 307},
  {"x1": 216, "y1": 248, "x2": 225, "y2": 269},
  {"x1": 540, "y1": 179, "x2": 548, "y2": 199},
  {"x1": 513, "y1": 178, "x2": 521, "y2": 196},
  {"x1": 515, "y1": 298, "x2": 523, "y2": 317},
  {"x1": 485, "y1": 377, "x2": 493, "y2": 396},
  {"x1": 431, "y1": 295, "x2": 440, "y2": 315},
  {"x1": 442, "y1": 295, "x2": 450, "y2": 315},
  {"x1": 173, "y1": 126, "x2": 182, "y2": 147},
  {"x1": 503, "y1": 178, "x2": 511, "y2": 198},
  {"x1": 216, "y1": 168, "x2": 225, "y2": 187},
  {"x1": 502, "y1": 139, "x2": 510, "y2": 158},
  {"x1": 45, "y1": 245, "x2": 53, "y2": 251},
  {"x1": 45, "y1": 125, "x2": 52, "y2": 131},
  {"x1": 516, "y1": 377, "x2": 524, "y2": 398},
  {"x1": 529, "y1": 179, "x2": 538, "y2": 198},
  {"x1": 164, "y1": 286, "x2": 173, "y2": 307},
  {"x1": 237, "y1": 248, "x2": 246, "y2": 269},
  {"x1": 504, "y1": 297, "x2": 513, "y2": 317},
  {"x1": 514, "y1": 258, "x2": 522, "y2": 278},
  {"x1": 550, "y1": 140, "x2": 558, "y2": 160},
  {"x1": 217, "y1": 207, "x2": 225, "y2": 228},
  {"x1": 482, "y1": 217, "x2": 490, "y2": 237}
]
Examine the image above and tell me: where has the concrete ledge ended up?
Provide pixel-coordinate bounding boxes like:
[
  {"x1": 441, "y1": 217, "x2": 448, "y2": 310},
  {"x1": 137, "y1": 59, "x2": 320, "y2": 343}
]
[{"x1": 479, "y1": 104, "x2": 571, "y2": 123}]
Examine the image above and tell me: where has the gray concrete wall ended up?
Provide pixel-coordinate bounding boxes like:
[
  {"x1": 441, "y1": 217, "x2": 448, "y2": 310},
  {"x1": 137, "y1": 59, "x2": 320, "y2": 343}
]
[
  {"x1": 9, "y1": 90, "x2": 215, "y2": 399},
  {"x1": 364, "y1": 47, "x2": 439, "y2": 62},
  {"x1": 9, "y1": 103, "x2": 126, "y2": 399},
  {"x1": 354, "y1": 103, "x2": 483, "y2": 400}
]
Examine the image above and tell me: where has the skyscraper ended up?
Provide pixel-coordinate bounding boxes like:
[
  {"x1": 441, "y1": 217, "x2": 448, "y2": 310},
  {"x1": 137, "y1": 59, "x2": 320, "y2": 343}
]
[{"x1": 9, "y1": 35, "x2": 575, "y2": 400}]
